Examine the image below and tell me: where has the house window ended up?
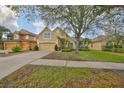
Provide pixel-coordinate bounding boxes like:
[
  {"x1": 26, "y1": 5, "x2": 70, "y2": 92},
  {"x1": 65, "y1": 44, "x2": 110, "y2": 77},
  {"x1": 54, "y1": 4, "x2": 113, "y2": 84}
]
[
  {"x1": 34, "y1": 37, "x2": 36, "y2": 41},
  {"x1": 14, "y1": 34, "x2": 19, "y2": 39},
  {"x1": 25, "y1": 35, "x2": 29, "y2": 39},
  {"x1": 44, "y1": 32, "x2": 51, "y2": 39}
]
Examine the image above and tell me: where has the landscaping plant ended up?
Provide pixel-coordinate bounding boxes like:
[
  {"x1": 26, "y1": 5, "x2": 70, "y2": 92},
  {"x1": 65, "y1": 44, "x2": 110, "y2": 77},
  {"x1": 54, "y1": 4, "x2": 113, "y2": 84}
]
[
  {"x1": 33, "y1": 45, "x2": 39, "y2": 51},
  {"x1": 62, "y1": 48, "x2": 73, "y2": 52},
  {"x1": 54, "y1": 44, "x2": 59, "y2": 51},
  {"x1": 12, "y1": 45, "x2": 21, "y2": 52}
]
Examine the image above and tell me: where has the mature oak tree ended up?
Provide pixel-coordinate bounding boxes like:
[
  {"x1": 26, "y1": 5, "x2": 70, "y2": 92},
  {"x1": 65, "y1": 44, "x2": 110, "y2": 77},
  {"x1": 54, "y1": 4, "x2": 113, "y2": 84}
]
[
  {"x1": 8, "y1": 5, "x2": 122, "y2": 52},
  {"x1": 37, "y1": 5, "x2": 109, "y2": 52},
  {"x1": 95, "y1": 7, "x2": 124, "y2": 47}
]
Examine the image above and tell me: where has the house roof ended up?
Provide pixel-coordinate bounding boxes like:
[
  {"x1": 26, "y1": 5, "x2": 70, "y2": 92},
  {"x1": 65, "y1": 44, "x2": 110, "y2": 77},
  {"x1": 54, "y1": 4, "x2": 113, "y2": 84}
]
[
  {"x1": 38, "y1": 26, "x2": 76, "y2": 42},
  {"x1": 14, "y1": 29, "x2": 36, "y2": 37},
  {"x1": 38, "y1": 26, "x2": 52, "y2": 38},
  {"x1": 92, "y1": 35, "x2": 111, "y2": 43},
  {"x1": 3, "y1": 39, "x2": 37, "y2": 42},
  {"x1": 53, "y1": 27, "x2": 76, "y2": 42}
]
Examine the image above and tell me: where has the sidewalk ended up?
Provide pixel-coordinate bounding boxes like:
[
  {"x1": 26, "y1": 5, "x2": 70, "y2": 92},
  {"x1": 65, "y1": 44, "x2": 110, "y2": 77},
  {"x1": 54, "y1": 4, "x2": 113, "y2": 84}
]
[{"x1": 30, "y1": 59, "x2": 124, "y2": 70}]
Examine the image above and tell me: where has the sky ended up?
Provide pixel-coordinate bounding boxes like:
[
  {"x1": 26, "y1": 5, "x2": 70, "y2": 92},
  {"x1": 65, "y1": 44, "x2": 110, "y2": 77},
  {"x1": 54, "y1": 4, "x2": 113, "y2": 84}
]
[
  {"x1": 0, "y1": 6, "x2": 19, "y2": 31},
  {"x1": 0, "y1": 5, "x2": 104, "y2": 38},
  {"x1": 0, "y1": 5, "x2": 46, "y2": 34}
]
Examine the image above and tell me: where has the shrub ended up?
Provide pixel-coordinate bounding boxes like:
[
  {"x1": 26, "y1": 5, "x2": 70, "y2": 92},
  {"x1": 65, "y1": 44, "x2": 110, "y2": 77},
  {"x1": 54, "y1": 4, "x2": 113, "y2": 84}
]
[
  {"x1": 102, "y1": 46, "x2": 112, "y2": 51},
  {"x1": 112, "y1": 48, "x2": 124, "y2": 53},
  {"x1": 54, "y1": 44, "x2": 59, "y2": 51},
  {"x1": 29, "y1": 48, "x2": 32, "y2": 51},
  {"x1": 106, "y1": 41, "x2": 114, "y2": 48},
  {"x1": 114, "y1": 44, "x2": 122, "y2": 48},
  {"x1": 12, "y1": 45, "x2": 21, "y2": 52},
  {"x1": 62, "y1": 48, "x2": 73, "y2": 52},
  {"x1": 58, "y1": 47, "x2": 61, "y2": 51},
  {"x1": 33, "y1": 45, "x2": 39, "y2": 51}
]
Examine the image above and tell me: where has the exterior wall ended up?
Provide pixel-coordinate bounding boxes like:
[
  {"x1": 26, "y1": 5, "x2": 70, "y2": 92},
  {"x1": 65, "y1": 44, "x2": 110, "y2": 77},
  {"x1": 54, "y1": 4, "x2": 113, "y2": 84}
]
[
  {"x1": 4, "y1": 42, "x2": 20, "y2": 52},
  {"x1": 30, "y1": 42, "x2": 37, "y2": 49},
  {"x1": 20, "y1": 42, "x2": 30, "y2": 51},
  {"x1": 38, "y1": 27, "x2": 58, "y2": 51},
  {"x1": 29, "y1": 36, "x2": 36, "y2": 41},
  {"x1": 53, "y1": 28, "x2": 76, "y2": 49},
  {"x1": 4, "y1": 41, "x2": 37, "y2": 52},
  {"x1": 13, "y1": 31, "x2": 36, "y2": 41},
  {"x1": 4, "y1": 30, "x2": 37, "y2": 52},
  {"x1": 38, "y1": 28, "x2": 58, "y2": 44},
  {"x1": 38, "y1": 27, "x2": 76, "y2": 51},
  {"x1": 89, "y1": 42, "x2": 102, "y2": 50}
]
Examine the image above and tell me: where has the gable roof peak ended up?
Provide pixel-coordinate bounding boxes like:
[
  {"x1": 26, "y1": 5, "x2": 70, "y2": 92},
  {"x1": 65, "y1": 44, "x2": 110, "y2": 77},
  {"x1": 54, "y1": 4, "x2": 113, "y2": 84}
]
[
  {"x1": 54, "y1": 27, "x2": 63, "y2": 31},
  {"x1": 44, "y1": 26, "x2": 51, "y2": 31}
]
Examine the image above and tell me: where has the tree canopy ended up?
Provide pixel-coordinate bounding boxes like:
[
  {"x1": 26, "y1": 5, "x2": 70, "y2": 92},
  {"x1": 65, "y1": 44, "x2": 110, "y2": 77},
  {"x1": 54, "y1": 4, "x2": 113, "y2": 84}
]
[
  {"x1": 0, "y1": 26, "x2": 10, "y2": 40},
  {"x1": 7, "y1": 5, "x2": 124, "y2": 52}
]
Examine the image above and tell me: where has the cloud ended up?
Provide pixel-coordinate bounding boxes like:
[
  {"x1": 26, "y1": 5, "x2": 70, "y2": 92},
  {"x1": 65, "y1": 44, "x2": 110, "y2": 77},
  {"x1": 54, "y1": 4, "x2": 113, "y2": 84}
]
[
  {"x1": 32, "y1": 21, "x2": 45, "y2": 34},
  {"x1": 0, "y1": 6, "x2": 19, "y2": 32}
]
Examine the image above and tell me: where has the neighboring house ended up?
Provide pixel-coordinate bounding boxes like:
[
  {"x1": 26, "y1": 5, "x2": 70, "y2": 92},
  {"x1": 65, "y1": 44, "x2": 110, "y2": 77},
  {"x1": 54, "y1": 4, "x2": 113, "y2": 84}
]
[
  {"x1": 38, "y1": 27, "x2": 76, "y2": 51},
  {"x1": 90, "y1": 35, "x2": 124, "y2": 50},
  {"x1": 89, "y1": 35, "x2": 110, "y2": 50},
  {"x1": 3, "y1": 29, "x2": 37, "y2": 52}
]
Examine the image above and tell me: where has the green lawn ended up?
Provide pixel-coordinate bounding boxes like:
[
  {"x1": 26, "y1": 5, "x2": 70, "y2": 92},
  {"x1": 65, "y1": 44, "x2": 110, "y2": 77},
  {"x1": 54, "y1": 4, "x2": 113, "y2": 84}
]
[
  {"x1": 42, "y1": 50, "x2": 124, "y2": 63},
  {"x1": 0, "y1": 65, "x2": 124, "y2": 88}
]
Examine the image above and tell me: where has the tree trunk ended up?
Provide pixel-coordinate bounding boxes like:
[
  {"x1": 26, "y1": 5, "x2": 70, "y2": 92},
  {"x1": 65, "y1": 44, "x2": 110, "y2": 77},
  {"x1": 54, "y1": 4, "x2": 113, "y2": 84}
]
[{"x1": 75, "y1": 36, "x2": 80, "y2": 53}]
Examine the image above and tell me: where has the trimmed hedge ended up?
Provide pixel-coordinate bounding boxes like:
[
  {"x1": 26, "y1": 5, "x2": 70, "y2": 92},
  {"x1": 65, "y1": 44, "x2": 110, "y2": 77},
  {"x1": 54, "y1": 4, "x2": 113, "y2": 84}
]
[
  {"x1": 102, "y1": 47, "x2": 124, "y2": 53},
  {"x1": 112, "y1": 48, "x2": 124, "y2": 53},
  {"x1": 102, "y1": 47, "x2": 112, "y2": 51}
]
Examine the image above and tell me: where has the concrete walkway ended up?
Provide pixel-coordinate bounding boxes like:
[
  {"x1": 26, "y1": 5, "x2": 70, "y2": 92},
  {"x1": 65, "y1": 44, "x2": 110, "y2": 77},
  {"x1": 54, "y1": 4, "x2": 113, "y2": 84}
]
[
  {"x1": 30, "y1": 59, "x2": 124, "y2": 70},
  {"x1": 0, "y1": 51, "x2": 50, "y2": 79}
]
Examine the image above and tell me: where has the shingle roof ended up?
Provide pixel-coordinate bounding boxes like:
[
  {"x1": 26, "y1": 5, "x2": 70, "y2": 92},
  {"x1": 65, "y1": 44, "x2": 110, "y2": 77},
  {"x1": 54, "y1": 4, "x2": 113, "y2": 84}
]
[
  {"x1": 92, "y1": 35, "x2": 111, "y2": 42},
  {"x1": 19, "y1": 29, "x2": 36, "y2": 36}
]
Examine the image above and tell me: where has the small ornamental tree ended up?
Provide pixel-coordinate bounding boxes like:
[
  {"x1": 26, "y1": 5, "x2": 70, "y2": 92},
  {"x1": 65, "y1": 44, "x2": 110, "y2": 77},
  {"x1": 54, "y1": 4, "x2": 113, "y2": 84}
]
[{"x1": 59, "y1": 38, "x2": 68, "y2": 49}]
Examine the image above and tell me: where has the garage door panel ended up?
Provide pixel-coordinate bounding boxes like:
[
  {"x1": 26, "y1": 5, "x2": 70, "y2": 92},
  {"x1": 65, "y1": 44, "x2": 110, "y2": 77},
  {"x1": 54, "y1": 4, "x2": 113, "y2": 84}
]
[{"x1": 39, "y1": 43, "x2": 55, "y2": 51}]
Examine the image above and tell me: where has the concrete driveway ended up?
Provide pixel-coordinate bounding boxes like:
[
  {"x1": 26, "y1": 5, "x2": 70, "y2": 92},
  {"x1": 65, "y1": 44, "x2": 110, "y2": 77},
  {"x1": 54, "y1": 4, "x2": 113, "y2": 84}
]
[{"x1": 0, "y1": 51, "x2": 50, "y2": 79}]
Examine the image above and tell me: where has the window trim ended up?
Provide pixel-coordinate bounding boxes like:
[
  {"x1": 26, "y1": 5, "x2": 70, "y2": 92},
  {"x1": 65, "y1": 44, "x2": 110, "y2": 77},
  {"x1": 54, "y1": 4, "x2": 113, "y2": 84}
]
[
  {"x1": 43, "y1": 32, "x2": 51, "y2": 40},
  {"x1": 25, "y1": 35, "x2": 29, "y2": 39},
  {"x1": 14, "y1": 34, "x2": 19, "y2": 39}
]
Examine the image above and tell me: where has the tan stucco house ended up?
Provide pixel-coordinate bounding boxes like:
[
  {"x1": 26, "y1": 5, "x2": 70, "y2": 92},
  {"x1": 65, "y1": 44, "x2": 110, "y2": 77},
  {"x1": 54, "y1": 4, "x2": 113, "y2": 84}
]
[
  {"x1": 37, "y1": 27, "x2": 76, "y2": 51},
  {"x1": 89, "y1": 35, "x2": 111, "y2": 50},
  {"x1": 2, "y1": 29, "x2": 37, "y2": 52}
]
